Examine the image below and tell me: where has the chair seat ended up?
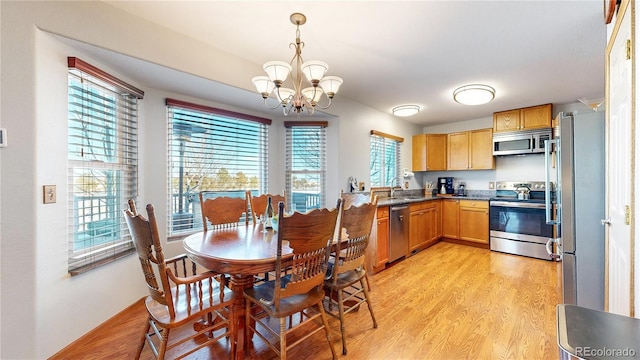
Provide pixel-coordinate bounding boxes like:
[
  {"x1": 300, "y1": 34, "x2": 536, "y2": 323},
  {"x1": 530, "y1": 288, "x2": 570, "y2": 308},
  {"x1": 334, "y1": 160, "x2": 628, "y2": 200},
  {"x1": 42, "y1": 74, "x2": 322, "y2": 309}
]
[
  {"x1": 244, "y1": 281, "x2": 325, "y2": 318},
  {"x1": 324, "y1": 268, "x2": 366, "y2": 290},
  {"x1": 146, "y1": 279, "x2": 233, "y2": 328}
]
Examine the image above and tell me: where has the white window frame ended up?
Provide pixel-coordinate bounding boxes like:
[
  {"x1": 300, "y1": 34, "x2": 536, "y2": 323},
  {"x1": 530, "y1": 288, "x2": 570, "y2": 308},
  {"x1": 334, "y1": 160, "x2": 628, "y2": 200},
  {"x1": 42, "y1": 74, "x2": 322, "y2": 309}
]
[
  {"x1": 370, "y1": 130, "x2": 403, "y2": 187},
  {"x1": 67, "y1": 57, "x2": 144, "y2": 275},
  {"x1": 285, "y1": 121, "x2": 327, "y2": 212},
  {"x1": 166, "y1": 98, "x2": 271, "y2": 237}
]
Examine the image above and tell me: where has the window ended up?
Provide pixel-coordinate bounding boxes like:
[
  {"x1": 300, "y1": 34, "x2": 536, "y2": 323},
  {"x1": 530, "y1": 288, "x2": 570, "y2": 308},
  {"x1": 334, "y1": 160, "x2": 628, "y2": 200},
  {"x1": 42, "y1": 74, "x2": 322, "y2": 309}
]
[
  {"x1": 370, "y1": 130, "x2": 403, "y2": 187},
  {"x1": 285, "y1": 121, "x2": 327, "y2": 212},
  {"x1": 67, "y1": 57, "x2": 144, "y2": 275},
  {"x1": 167, "y1": 99, "x2": 271, "y2": 236}
]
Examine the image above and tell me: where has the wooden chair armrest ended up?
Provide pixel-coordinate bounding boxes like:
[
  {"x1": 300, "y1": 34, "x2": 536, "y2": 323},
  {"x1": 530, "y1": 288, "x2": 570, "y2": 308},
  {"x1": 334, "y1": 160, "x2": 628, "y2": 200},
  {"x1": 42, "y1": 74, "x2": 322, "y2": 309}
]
[
  {"x1": 165, "y1": 268, "x2": 222, "y2": 286},
  {"x1": 165, "y1": 253, "x2": 190, "y2": 263}
]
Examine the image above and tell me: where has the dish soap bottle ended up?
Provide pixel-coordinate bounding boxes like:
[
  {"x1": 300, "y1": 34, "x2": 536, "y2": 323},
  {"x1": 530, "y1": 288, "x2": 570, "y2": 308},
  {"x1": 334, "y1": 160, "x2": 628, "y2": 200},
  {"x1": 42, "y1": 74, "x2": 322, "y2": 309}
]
[{"x1": 264, "y1": 196, "x2": 274, "y2": 230}]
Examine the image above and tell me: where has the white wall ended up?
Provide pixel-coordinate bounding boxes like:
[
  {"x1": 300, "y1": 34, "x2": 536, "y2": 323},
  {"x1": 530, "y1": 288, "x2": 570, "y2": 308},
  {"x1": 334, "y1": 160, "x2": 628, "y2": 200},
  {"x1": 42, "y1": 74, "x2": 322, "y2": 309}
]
[{"x1": 0, "y1": 2, "x2": 419, "y2": 358}]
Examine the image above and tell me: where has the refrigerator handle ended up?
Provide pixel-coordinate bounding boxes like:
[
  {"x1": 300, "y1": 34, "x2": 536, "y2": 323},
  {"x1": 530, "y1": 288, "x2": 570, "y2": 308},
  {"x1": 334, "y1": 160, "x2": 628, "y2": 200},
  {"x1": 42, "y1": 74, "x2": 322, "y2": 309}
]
[
  {"x1": 545, "y1": 139, "x2": 560, "y2": 225},
  {"x1": 545, "y1": 238, "x2": 562, "y2": 260}
]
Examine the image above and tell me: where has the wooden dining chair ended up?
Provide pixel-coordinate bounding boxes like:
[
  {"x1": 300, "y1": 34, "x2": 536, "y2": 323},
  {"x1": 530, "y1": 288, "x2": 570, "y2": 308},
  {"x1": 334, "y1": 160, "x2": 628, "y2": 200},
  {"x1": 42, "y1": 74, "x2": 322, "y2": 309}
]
[
  {"x1": 247, "y1": 191, "x2": 286, "y2": 224},
  {"x1": 244, "y1": 200, "x2": 341, "y2": 360},
  {"x1": 123, "y1": 199, "x2": 234, "y2": 360},
  {"x1": 323, "y1": 199, "x2": 378, "y2": 355},
  {"x1": 199, "y1": 191, "x2": 249, "y2": 230},
  {"x1": 339, "y1": 189, "x2": 373, "y2": 209},
  {"x1": 339, "y1": 190, "x2": 376, "y2": 289}
]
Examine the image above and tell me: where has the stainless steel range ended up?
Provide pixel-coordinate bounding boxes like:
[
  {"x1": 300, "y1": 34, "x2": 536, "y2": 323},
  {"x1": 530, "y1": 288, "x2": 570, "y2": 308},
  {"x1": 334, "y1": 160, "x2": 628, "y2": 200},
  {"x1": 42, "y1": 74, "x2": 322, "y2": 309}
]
[{"x1": 489, "y1": 181, "x2": 555, "y2": 260}]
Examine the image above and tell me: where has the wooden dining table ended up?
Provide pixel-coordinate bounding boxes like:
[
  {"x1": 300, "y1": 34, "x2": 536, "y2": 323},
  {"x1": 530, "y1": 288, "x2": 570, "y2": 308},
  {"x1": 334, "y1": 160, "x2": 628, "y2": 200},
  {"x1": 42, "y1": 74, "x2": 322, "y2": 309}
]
[{"x1": 183, "y1": 224, "x2": 292, "y2": 360}]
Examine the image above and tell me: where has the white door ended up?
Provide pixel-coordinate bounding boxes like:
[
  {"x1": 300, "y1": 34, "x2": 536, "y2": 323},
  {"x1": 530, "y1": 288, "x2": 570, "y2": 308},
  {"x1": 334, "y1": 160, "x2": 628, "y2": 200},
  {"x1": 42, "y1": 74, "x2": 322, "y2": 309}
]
[{"x1": 605, "y1": 0, "x2": 633, "y2": 316}]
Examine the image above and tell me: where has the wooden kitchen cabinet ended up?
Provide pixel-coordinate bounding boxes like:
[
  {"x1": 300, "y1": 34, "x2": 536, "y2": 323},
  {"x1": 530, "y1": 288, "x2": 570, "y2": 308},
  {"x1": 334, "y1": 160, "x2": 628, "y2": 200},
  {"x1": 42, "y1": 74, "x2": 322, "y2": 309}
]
[
  {"x1": 493, "y1": 109, "x2": 521, "y2": 132},
  {"x1": 441, "y1": 199, "x2": 459, "y2": 239},
  {"x1": 409, "y1": 203, "x2": 424, "y2": 252},
  {"x1": 447, "y1": 132, "x2": 469, "y2": 170},
  {"x1": 424, "y1": 201, "x2": 441, "y2": 247},
  {"x1": 493, "y1": 103, "x2": 552, "y2": 133},
  {"x1": 412, "y1": 134, "x2": 447, "y2": 171},
  {"x1": 410, "y1": 200, "x2": 441, "y2": 252},
  {"x1": 459, "y1": 200, "x2": 489, "y2": 244},
  {"x1": 469, "y1": 128, "x2": 494, "y2": 169},
  {"x1": 375, "y1": 206, "x2": 389, "y2": 270},
  {"x1": 447, "y1": 128, "x2": 494, "y2": 170}
]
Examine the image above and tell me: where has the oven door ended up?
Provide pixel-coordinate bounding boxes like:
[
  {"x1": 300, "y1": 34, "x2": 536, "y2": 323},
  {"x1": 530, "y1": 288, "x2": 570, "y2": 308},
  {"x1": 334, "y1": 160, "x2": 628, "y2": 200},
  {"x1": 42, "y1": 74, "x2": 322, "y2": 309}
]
[{"x1": 489, "y1": 201, "x2": 553, "y2": 239}]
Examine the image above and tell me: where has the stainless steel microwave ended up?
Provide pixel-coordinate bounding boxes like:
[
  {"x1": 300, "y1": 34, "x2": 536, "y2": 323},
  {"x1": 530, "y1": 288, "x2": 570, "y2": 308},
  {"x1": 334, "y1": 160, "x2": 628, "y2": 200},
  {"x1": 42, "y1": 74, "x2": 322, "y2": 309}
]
[{"x1": 492, "y1": 128, "x2": 552, "y2": 156}]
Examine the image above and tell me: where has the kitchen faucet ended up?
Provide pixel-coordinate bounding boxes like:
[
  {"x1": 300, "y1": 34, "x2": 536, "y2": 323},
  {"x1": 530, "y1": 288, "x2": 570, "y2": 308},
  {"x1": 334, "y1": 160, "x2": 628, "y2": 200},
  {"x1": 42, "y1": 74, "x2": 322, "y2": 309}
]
[{"x1": 389, "y1": 177, "x2": 401, "y2": 197}]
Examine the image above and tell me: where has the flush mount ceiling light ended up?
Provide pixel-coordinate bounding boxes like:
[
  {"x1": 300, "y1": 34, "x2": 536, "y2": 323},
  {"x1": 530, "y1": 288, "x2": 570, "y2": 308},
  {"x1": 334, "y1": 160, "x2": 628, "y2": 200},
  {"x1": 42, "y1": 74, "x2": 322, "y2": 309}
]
[
  {"x1": 252, "y1": 13, "x2": 343, "y2": 116},
  {"x1": 392, "y1": 105, "x2": 420, "y2": 117},
  {"x1": 453, "y1": 84, "x2": 496, "y2": 105}
]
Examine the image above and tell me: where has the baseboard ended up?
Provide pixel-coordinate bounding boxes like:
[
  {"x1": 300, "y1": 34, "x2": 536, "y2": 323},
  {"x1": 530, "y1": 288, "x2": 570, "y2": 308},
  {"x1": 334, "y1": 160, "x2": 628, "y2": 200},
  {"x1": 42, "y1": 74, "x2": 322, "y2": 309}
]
[{"x1": 442, "y1": 237, "x2": 490, "y2": 249}]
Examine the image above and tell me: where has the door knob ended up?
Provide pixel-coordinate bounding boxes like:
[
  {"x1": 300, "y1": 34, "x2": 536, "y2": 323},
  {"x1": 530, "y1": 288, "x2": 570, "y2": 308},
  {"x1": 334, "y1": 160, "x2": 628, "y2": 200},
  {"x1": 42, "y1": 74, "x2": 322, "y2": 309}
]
[{"x1": 601, "y1": 217, "x2": 612, "y2": 226}]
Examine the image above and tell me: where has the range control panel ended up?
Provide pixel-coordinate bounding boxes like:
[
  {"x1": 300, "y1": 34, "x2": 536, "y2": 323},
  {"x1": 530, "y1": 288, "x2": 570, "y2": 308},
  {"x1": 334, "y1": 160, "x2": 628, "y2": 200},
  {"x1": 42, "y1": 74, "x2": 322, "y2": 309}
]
[{"x1": 494, "y1": 181, "x2": 554, "y2": 191}]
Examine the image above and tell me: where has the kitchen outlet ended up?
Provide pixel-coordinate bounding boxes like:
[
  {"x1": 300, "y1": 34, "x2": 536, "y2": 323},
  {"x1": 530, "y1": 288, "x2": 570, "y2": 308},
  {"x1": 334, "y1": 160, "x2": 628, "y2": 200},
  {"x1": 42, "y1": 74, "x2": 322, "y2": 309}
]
[
  {"x1": 404, "y1": 181, "x2": 409, "y2": 189},
  {"x1": 488, "y1": 181, "x2": 495, "y2": 190},
  {"x1": 43, "y1": 185, "x2": 56, "y2": 204}
]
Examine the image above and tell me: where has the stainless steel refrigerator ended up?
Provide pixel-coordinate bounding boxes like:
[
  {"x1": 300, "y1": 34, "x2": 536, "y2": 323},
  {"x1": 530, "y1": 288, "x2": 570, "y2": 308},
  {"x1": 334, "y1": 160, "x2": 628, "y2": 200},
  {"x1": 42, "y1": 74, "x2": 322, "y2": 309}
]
[{"x1": 545, "y1": 111, "x2": 605, "y2": 311}]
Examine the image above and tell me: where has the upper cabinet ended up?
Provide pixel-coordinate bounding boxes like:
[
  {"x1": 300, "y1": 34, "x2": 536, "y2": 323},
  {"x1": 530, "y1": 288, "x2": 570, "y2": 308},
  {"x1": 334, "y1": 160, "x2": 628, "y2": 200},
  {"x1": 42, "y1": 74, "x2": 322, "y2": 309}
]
[
  {"x1": 447, "y1": 128, "x2": 494, "y2": 170},
  {"x1": 412, "y1": 134, "x2": 447, "y2": 171},
  {"x1": 493, "y1": 103, "x2": 552, "y2": 133}
]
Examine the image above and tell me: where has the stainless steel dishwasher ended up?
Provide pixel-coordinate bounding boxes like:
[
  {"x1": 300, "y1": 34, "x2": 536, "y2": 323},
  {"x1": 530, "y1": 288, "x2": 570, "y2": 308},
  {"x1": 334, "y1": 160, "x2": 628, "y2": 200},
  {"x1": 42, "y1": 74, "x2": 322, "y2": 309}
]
[{"x1": 389, "y1": 205, "x2": 409, "y2": 262}]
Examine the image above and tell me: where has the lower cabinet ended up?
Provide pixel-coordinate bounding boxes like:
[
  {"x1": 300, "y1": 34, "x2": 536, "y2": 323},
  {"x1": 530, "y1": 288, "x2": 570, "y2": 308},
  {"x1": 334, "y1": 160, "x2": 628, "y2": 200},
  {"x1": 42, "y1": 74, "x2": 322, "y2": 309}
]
[
  {"x1": 459, "y1": 200, "x2": 489, "y2": 244},
  {"x1": 441, "y1": 199, "x2": 489, "y2": 244},
  {"x1": 441, "y1": 199, "x2": 460, "y2": 239},
  {"x1": 375, "y1": 206, "x2": 389, "y2": 270},
  {"x1": 409, "y1": 200, "x2": 441, "y2": 252}
]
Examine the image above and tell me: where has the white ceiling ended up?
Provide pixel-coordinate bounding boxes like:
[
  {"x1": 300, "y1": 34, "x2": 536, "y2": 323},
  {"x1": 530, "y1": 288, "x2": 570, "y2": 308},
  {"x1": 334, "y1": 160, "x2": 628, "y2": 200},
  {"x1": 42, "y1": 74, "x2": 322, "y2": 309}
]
[{"x1": 96, "y1": 1, "x2": 607, "y2": 126}]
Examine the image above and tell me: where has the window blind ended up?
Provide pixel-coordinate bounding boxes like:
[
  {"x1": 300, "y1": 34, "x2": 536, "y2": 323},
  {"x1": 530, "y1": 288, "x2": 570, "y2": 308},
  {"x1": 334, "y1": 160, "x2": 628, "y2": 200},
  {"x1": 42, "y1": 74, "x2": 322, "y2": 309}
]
[
  {"x1": 67, "y1": 57, "x2": 143, "y2": 275},
  {"x1": 370, "y1": 131, "x2": 403, "y2": 187},
  {"x1": 166, "y1": 99, "x2": 270, "y2": 236},
  {"x1": 284, "y1": 121, "x2": 327, "y2": 212}
]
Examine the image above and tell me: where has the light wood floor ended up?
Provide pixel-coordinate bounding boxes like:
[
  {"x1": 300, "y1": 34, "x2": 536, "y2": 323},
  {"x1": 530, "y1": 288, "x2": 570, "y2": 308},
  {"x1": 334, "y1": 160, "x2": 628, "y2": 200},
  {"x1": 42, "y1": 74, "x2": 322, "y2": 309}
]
[{"x1": 51, "y1": 241, "x2": 562, "y2": 359}]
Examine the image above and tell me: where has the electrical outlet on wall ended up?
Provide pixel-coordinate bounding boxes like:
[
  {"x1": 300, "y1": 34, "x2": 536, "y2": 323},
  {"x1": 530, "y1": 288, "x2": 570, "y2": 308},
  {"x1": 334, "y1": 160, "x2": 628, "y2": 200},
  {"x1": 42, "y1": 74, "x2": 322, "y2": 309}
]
[
  {"x1": 488, "y1": 181, "x2": 495, "y2": 190},
  {"x1": 404, "y1": 181, "x2": 409, "y2": 189}
]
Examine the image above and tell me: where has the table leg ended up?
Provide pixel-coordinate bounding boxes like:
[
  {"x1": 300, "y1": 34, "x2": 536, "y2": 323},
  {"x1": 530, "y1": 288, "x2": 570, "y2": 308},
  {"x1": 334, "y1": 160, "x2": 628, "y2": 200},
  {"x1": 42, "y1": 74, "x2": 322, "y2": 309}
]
[{"x1": 230, "y1": 274, "x2": 255, "y2": 360}]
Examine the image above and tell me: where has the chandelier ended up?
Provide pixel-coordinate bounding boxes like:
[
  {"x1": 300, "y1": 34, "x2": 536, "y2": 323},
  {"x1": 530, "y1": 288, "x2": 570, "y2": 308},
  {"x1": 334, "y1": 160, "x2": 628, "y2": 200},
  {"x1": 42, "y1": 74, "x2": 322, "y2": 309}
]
[{"x1": 252, "y1": 13, "x2": 343, "y2": 116}]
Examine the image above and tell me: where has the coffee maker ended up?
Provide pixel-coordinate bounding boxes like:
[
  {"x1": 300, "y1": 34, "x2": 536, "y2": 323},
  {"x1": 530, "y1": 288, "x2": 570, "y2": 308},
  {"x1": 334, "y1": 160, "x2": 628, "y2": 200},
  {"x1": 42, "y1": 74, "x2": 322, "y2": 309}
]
[{"x1": 437, "y1": 177, "x2": 455, "y2": 195}]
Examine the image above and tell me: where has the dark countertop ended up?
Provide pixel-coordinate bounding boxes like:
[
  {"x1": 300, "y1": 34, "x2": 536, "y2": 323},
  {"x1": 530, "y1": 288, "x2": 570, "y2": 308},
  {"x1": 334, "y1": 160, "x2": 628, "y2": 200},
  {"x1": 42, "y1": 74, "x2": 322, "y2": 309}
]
[
  {"x1": 377, "y1": 195, "x2": 491, "y2": 207},
  {"x1": 557, "y1": 304, "x2": 640, "y2": 359}
]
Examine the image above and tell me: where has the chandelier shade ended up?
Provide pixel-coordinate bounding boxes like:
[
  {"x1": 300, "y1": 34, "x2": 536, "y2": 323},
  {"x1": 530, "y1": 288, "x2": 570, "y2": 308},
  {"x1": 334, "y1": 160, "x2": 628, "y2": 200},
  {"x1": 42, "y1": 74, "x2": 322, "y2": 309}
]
[
  {"x1": 277, "y1": 88, "x2": 295, "y2": 103},
  {"x1": 453, "y1": 84, "x2": 496, "y2": 105},
  {"x1": 252, "y1": 13, "x2": 343, "y2": 115},
  {"x1": 319, "y1": 76, "x2": 343, "y2": 98},
  {"x1": 251, "y1": 76, "x2": 275, "y2": 98},
  {"x1": 302, "y1": 87, "x2": 324, "y2": 104},
  {"x1": 301, "y1": 60, "x2": 328, "y2": 83},
  {"x1": 263, "y1": 61, "x2": 292, "y2": 84}
]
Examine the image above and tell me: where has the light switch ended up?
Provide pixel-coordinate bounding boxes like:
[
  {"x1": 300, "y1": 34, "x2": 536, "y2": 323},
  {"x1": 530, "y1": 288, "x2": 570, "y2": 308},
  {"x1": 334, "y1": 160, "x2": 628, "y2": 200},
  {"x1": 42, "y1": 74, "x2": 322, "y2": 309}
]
[
  {"x1": 43, "y1": 185, "x2": 56, "y2": 204},
  {"x1": 488, "y1": 182, "x2": 495, "y2": 190}
]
